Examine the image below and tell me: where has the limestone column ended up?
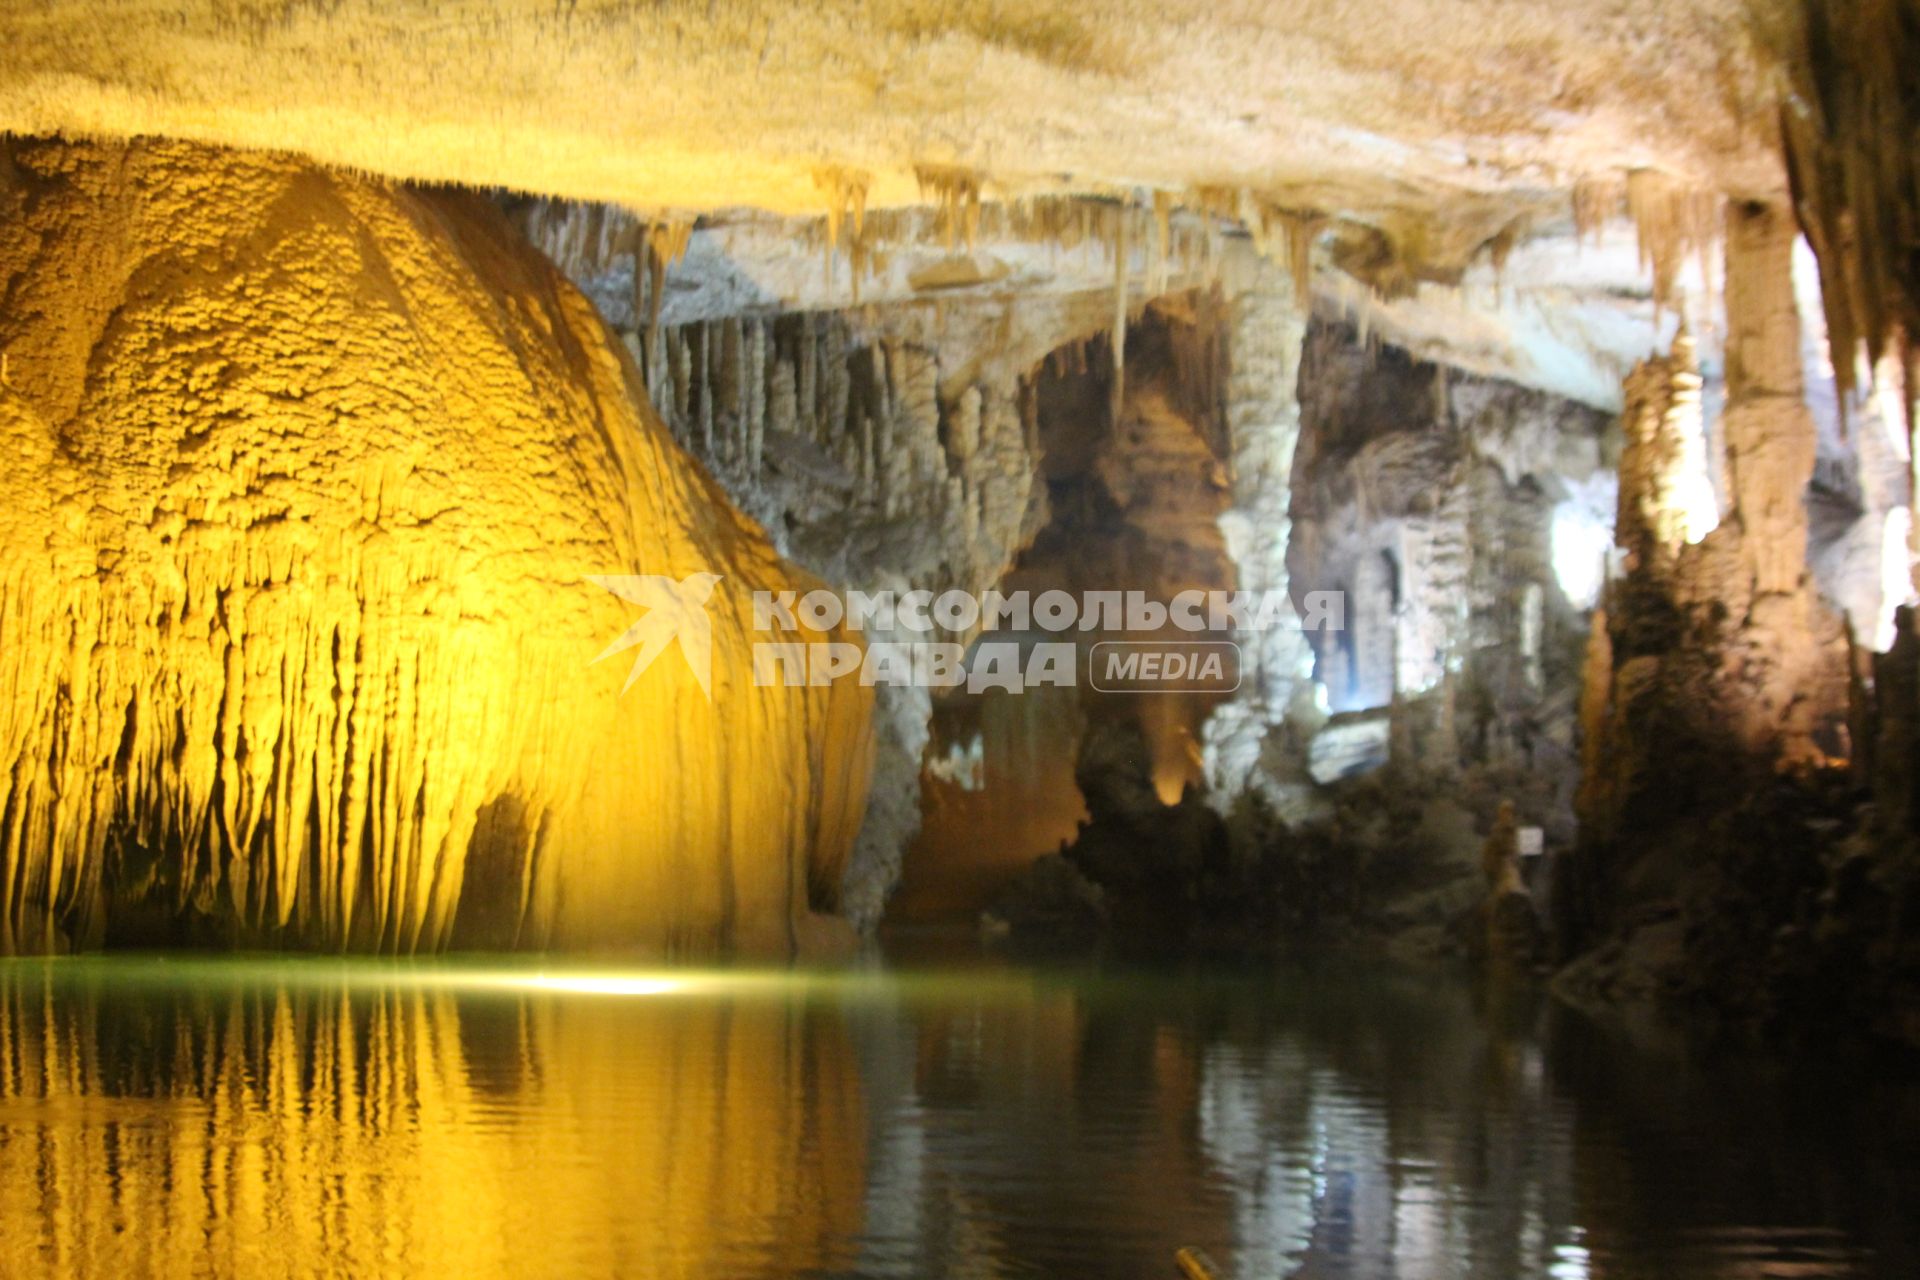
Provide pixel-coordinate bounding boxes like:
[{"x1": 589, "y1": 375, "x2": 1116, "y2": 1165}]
[
  {"x1": 1714, "y1": 203, "x2": 1847, "y2": 763},
  {"x1": 1202, "y1": 248, "x2": 1317, "y2": 809},
  {"x1": 1724, "y1": 202, "x2": 1818, "y2": 597}
]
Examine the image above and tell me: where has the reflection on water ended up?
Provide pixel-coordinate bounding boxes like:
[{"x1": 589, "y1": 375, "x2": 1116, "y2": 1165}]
[
  {"x1": 0, "y1": 962, "x2": 866, "y2": 1278},
  {"x1": 0, "y1": 957, "x2": 1914, "y2": 1279}
]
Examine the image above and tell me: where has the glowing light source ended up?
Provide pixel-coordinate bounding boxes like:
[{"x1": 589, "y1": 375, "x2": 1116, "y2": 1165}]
[
  {"x1": 1877, "y1": 507, "x2": 1915, "y2": 652},
  {"x1": 1548, "y1": 1240, "x2": 1592, "y2": 1280},
  {"x1": 1551, "y1": 499, "x2": 1614, "y2": 610}
]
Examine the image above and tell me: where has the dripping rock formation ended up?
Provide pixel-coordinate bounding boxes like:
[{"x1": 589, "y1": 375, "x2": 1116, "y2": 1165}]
[{"x1": 0, "y1": 139, "x2": 872, "y2": 955}]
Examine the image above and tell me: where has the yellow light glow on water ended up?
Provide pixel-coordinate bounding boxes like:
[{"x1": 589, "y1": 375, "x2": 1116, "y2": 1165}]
[
  {"x1": 384, "y1": 966, "x2": 743, "y2": 1001},
  {"x1": 509, "y1": 973, "x2": 687, "y2": 997}
]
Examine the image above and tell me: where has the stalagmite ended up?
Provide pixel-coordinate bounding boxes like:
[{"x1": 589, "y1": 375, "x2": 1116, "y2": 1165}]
[
  {"x1": 1590, "y1": 203, "x2": 1843, "y2": 767},
  {"x1": 1614, "y1": 329, "x2": 1714, "y2": 579},
  {"x1": 1574, "y1": 603, "x2": 1615, "y2": 841},
  {"x1": 0, "y1": 139, "x2": 873, "y2": 955}
]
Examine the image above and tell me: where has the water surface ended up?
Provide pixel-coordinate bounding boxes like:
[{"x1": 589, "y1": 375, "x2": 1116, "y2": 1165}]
[{"x1": 0, "y1": 953, "x2": 1913, "y2": 1278}]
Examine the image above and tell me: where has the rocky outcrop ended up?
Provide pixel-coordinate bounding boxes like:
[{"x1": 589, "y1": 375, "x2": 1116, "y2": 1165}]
[
  {"x1": 1553, "y1": 203, "x2": 1904, "y2": 1041},
  {"x1": 0, "y1": 139, "x2": 872, "y2": 955},
  {"x1": 1577, "y1": 204, "x2": 1847, "y2": 874}
]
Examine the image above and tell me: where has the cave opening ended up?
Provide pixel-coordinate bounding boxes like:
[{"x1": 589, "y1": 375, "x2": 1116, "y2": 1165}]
[{"x1": 888, "y1": 295, "x2": 1237, "y2": 927}]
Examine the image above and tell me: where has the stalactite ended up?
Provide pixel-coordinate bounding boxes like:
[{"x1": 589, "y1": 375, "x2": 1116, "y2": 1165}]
[
  {"x1": 677, "y1": 331, "x2": 703, "y2": 446},
  {"x1": 1151, "y1": 190, "x2": 1173, "y2": 297},
  {"x1": 825, "y1": 322, "x2": 851, "y2": 449},
  {"x1": 747, "y1": 319, "x2": 768, "y2": 475},
  {"x1": 1771, "y1": 0, "x2": 1920, "y2": 414},
  {"x1": 811, "y1": 187, "x2": 872, "y2": 303},
  {"x1": 797, "y1": 312, "x2": 818, "y2": 436},
  {"x1": 717, "y1": 317, "x2": 742, "y2": 460},
  {"x1": 1485, "y1": 220, "x2": 1519, "y2": 293},
  {"x1": 914, "y1": 165, "x2": 983, "y2": 252},
  {"x1": 815, "y1": 165, "x2": 871, "y2": 261},
  {"x1": 699, "y1": 321, "x2": 716, "y2": 454},
  {"x1": 1570, "y1": 177, "x2": 1624, "y2": 247},
  {"x1": 1187, "y1": 186, "x2": 1319, "y2": 305},
  {"x1": 512, "y1": 197, "x2": 639, "y2": 281},
  {"x1": 1624, "y1": 170, "x2": 1720, "y2": 322},
  {"x1": 639, "y1": 218, "x2": 693, "y2": 354},
  {"x1": 505, "y1": 199, "x2": 700, "y2": 355}
]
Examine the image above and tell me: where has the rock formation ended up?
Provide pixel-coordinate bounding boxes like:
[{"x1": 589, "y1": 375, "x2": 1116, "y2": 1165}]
[
  {"x1": 1200, "y1": 254, "x2": 1316, "y2": 812},
  {"x1": 1575, "y1": 203, "x2": 1848, "y2": 878},
  {"x1": 0, "y1": 0, "x2": 1913, "y2": 1058},
  {"x1": 0, "y1": 1, "x2": 1783, "y2": 236},
  {"x1": 613, "y1": 305, "x2": 1051, "y2": 928},
  {"x1": 0, "y1": 139, "x2": 872, "y2": 955},
  {"x1": 1547, "y1": 202, "x2": 1920, "y2": 1043},
  {"x1": 515, "y1": 193, "x2": 1243, "y2": 926},
  {"x1": 1284, "y1": 320, "x2": 1617, "y2": 839}
]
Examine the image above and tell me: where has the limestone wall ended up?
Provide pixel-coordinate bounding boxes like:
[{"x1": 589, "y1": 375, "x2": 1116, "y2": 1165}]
[{"x1": 0, "y1": 139, "x2": 872, "y2": 954}]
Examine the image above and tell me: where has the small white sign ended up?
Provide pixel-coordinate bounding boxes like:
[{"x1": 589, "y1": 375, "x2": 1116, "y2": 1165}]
[{"x1": 1517, "y1": 826, "x2": 1545, "y2": 857}]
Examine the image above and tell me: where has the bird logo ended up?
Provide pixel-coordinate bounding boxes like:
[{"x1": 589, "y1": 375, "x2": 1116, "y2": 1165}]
[{"x1": 587, "y1": 572, "x2": 724, "y2": 699}]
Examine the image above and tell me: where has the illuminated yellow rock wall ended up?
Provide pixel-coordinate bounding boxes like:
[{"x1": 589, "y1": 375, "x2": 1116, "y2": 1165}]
[{"x1": 0, "y1": 138, "x2": 872, "y2": 955}]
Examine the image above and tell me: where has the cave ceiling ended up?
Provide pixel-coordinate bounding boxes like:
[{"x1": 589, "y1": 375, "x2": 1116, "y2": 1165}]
[{"x1": 0, "y1": 0, "x2": 1780, "y2": 244}]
